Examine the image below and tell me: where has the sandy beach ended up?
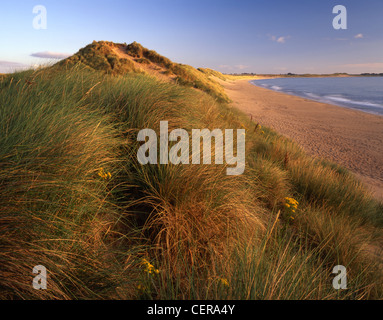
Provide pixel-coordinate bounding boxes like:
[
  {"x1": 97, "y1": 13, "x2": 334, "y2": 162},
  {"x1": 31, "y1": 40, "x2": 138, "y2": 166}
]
[{"x1": 222, "y1": 78, "x2": 383, "y2": 200}]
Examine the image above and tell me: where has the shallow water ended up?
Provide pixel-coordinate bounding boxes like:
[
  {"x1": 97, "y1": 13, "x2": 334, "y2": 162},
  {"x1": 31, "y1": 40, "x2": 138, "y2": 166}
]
[{"x1": 251, "y1": 77, "x2": 383, "y2": 116}]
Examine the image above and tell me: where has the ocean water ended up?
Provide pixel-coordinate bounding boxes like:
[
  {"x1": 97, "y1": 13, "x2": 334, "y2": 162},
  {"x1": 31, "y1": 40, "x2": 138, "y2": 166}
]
[{"x1": 251, "y1": 77, "x2": 383, "y2": 116}]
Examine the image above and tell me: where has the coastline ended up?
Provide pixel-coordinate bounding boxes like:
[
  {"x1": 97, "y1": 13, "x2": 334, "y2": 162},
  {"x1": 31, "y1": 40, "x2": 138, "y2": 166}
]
[{"x1": 221, "y1": 78, "x2": 383, "y2": 200}]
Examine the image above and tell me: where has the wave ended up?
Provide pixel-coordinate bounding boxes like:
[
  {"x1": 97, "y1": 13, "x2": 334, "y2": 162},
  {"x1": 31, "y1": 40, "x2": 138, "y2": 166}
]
[
  {"x1": 323, "y1": 95, "x2": 383, "y2": 109},
  {"x1": 304, "y1": 92, "x2": 321, "y2": 99},
  {"x1": 257, "y1": 83, "x2": 282, "y2": 90},
  {"x1": 250, "y1": 79, "x2": 383, "y2": 115}
]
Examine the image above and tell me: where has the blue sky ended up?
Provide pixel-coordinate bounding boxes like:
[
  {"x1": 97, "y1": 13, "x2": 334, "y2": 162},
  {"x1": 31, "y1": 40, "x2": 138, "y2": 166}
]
[{"x1": 1, "y1": 0, "x2": 383, "y2": 74}]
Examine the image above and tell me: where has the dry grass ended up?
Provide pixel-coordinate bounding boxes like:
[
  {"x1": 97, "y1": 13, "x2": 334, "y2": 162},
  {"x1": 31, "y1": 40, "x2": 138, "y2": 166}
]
[
  {"x1": 58, "y1": 41, "x2": 230, "y2": 102},
  {"x1": 1, "y1": 58, "x2": 383, "y2": 300}
]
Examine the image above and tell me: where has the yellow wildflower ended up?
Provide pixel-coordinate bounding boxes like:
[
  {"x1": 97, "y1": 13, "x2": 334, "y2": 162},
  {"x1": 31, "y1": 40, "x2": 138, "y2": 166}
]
[
  {"x1": 284, "y1": 197, "x2": 299, "y2": 221},
  {"x1": 98, "y1": 168, "x2": 112, "y2": 180},
  {"x1": 219, "y1": 278, "x2": 230, "y2": 287},
  {"x1": 137, "y1": 284, "x2": 146, "y2": 291},
  {"x1": 141, "y1": 258, "x2": 159, "y2": 275}
]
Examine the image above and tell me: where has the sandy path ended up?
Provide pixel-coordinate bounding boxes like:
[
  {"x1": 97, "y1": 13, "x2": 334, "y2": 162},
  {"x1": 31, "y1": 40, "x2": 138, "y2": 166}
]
[{"x1": 222, "y1": 79, "x2": 383, "y2": 200}]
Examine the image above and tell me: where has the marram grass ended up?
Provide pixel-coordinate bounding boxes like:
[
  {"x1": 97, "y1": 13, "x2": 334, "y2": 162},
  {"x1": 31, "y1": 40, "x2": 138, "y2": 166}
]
[{"x1": 0, "y1": 66, "x2": 382, "y2": 300}]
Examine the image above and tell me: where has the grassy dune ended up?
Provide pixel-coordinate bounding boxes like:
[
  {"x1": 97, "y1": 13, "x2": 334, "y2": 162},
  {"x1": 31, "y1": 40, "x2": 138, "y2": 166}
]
[
  {"x1": 60, "y1": 41, "x2": 229, "y2": 103},
  {"x1": 1, "y1": 44, "x2": 383, "y2": 300}
]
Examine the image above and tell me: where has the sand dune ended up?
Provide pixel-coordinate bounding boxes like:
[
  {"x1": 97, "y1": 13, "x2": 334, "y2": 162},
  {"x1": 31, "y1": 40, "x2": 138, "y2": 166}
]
[
  {"x1": 112, "y1": 46, "x2": 177, "y2": 82},
  {"x1": 222, "y1": 79, "x2": 383, "y2": 200}
]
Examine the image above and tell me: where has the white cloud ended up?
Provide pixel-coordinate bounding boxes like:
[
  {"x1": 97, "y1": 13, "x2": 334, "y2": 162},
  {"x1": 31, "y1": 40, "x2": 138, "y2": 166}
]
[
  {"x1": 218, "y1": 65, "x2": 233, "y2": 71},
  {"x1": 235, "y1": 64, "x2": 248, "y2": 70},
  {"x1": 30, "y1": 51, "x2": 71, "y2": 59},
  {"x1": 354, "y1": 33, "x2": 364, "y2": 39},
  {"x1": 268, "y1": 34, "x2": 290, "y2": 44}
]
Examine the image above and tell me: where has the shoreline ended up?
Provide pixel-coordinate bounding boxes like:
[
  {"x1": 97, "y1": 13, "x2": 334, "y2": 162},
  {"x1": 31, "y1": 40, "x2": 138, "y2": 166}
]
[
  {"x1": 249, "y1": 77, "x2": 383, "y2": 117},
  {"x1": 221, "y1": 78, "x2": 383, "y2": 200}
]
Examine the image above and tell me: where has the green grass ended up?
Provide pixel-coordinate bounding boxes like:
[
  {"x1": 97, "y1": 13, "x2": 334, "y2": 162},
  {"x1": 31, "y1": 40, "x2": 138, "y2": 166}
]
[
  {"x1": 59, "y1": 41, "x2": 142, "y2": 75},
  {"x1": 1, "y1": 65, "x2": 382, "y2": 300},
  {"x1": 59, "y1": 41, "x2": 230, "y2": 103}
]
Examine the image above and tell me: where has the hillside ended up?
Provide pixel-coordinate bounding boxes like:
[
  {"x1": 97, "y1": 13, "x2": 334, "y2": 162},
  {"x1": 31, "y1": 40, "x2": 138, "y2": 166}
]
[
  {"x1": 1, "y1": 41, "x2": 383, "y2": 300},
  {"x1": 59, "y1": 40, "x2": 229, "y2": 102}
]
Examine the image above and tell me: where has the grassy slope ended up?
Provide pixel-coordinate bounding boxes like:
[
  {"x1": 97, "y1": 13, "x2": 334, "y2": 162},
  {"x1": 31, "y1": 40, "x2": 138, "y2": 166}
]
[
  {"x1": 1, "y1": 48, "x2": 383, "y2": 300},
  {"x1": 59, "y1": 41, "x2": 229, "y2": 103}
]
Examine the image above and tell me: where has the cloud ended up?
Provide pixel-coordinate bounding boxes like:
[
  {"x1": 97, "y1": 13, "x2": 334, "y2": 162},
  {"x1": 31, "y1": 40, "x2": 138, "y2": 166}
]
[
  {"x1": 218, "y1": 65, "x2": 233, "y2": 71},
  {"x1": 337, "y1": 62, "x2": 383, "y2": 73},
  {"x1": 235, "y1": 64, "x2": 248, "y2": 70},
  {"x1": 30, "y1": 51, "x2": 71, "y2": 59},
  {"x1": 218, "y1": 64, "x2": 250, "y2": 72},
  {"x1": 354, "y1": 33, "x2": 364, "y2": 39},
  {"x1": 273, "y1": 67, "x2": 288, "y2": 71},
  {"x1": 0, "y1": 60, "x2": 29, "y2": 73},
  {"x1": 340, "y1": 62, "x2": 383, "y2": 69},
  {"x1": 268, "y1": 34, "x2": 290, "y2": 44}
]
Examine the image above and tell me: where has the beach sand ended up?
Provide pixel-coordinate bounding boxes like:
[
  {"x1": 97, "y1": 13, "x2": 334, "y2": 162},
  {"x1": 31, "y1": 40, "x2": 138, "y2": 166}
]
[{"x1": 222, "y1": 79, "x2": 383, "y2": 200}]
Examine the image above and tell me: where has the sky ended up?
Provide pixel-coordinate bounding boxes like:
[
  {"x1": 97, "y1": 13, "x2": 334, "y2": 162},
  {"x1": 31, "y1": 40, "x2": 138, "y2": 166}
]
[{"x1": 1, "y1": 0, "x2": 383, "y2": 74}]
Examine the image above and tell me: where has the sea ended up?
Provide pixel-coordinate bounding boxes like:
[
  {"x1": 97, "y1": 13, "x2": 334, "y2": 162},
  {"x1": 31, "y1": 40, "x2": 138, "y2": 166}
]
[{"x1": 251, "y1": 77, "x2": 383, "y2": 116}]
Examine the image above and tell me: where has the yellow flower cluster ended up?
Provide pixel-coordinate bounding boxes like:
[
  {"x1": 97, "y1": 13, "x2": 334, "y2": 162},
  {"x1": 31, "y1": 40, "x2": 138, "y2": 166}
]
[
  {"x1": 254, "y1": 124, "x2": 265, "y2": 134},
  {"x1": 141, "y1": 258, "x2": 159, "y2": 275},
  {"x1": 98, "y1": 168, "x2": 111, "y2": 180},
  {"x1": 284, "y1": 197, "x2": 299, "y2": 220},
  {"x1": 137, "y1": 284, "x2": 146, "y2": 291},
  {"x1": 219, "y1": 278, "x2": 230, "y2": 287}
]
